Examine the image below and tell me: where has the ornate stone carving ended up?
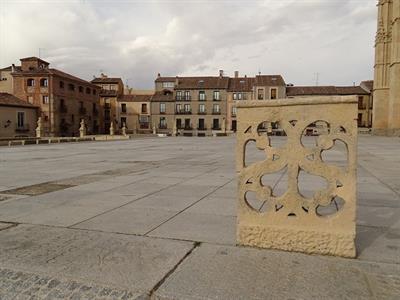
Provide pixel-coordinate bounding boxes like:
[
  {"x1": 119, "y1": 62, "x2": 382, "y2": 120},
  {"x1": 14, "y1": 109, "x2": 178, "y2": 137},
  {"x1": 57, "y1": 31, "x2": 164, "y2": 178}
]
[
  {"x1": 376, "y1": 19, "x2": 386, "y2": 44},
  {"x1": 109, "y1": 122, "x2": 114, "y2": 136},
  {"x1": 122, "y1": 122, "x2": 127, "y2": 136},
  {"x1": 236, "y1": 96, "x2": 358, "y2": 258},
  {"x1": 35, "y1": 117, "x2": 42, "y2": 138}
]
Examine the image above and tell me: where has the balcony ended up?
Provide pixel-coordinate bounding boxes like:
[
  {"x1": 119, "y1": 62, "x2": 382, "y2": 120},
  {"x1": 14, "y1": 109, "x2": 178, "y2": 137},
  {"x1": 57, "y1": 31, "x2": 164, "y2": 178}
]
[
  {"x1": 59, "y1": 105, "x2": 68, "y2": 113},
  {"x1": 79, "y1": 107, "x2": 87, "y2": 115},
  {"x1": 183, "y1": 126, "x2": 193, "y2": 130},
  {"x1": 176, "y1": 96, "x2": 191, "y2": 101},
  {"x1": 176, "y1": 110, "x2": 192, "y2": 115},
  {"x1": 15, "y1": 124, "x2": 30, "y2": 132},
  {"x1": 197, "y1": 127, "x2": 207, "y2": 131},
  {"x1": 140, "y1": 123, "x2": 149, "y2": 129},
  {"x1": 213, "y1": 98, "x2": 221, "y2": 102},
  {"x1": 198, "y1": 111, "x2": 207, "y2": 115},
  {"x1": 120, "y1": 110, "x2": 127, "y2": 115},
  {"x1": 104, "y1": 103, "x2": 111, "y2": 109},
  {"x1": 212, "y1": 126, "x2": 221, "y2": 130},
  {"x1": 159, "y1": 125, "x2": 168, "y2": 130},
  {"x1": 212, "y1": 110, "x2": 221, "y2": 115}
]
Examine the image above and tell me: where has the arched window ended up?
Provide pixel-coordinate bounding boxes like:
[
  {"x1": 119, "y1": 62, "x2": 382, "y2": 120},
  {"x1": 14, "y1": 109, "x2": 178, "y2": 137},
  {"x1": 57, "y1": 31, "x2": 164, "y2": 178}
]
[
  {"x1": 59, "y1": 81, "x2": 64, "y2": 88},
  {"x1": 86, "y1": 87, "x2": 91, "y2": 94},
  {"x1": 40, "y1": 78, "x2": 48, "y2": 87},
  {"x1": 78, "y1": 86, "x2": 83, "y2": 93},
  {"x1": 68, "y1": 83, "x2": 75, "y2": 91},
  {"x1": 27, "y1": 78, "x2": 35, "y2": 87}
]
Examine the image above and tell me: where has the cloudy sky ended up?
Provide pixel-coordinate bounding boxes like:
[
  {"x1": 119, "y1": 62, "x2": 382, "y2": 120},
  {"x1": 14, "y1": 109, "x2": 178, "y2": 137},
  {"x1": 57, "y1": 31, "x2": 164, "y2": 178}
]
[{"x1": 0, "y1": 0, "x2": 377, "y2": 89}]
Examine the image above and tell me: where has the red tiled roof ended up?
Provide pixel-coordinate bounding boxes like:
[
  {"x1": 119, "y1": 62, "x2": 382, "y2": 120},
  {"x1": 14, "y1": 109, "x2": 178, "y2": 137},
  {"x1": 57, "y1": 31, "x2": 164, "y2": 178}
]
[
  {"x1": 0, "y1": 93, "x2": 38, "y2": 108},
  {"x1": 156, "y1": 76, "x2": 230, "y2": 89},
  {"x1": 286, "y1": 86, "x2": 370, "y2": 97},
  {"x1": 151, "y1": 91, "x2": 174, "y2": 102},
  {"x1": 50, "y1": 69, "x2": 99, "y2": 87},
  {"x1": 155, "y1": 77, "x2": 176, "y2": 83},
  {"x1": 91, "y1": 77, "x2": 123, "y2": 84},
  {"x1": 228, "y1": 77, "x2": 255, "y2": 92},
  {"x1": 119, "y1": 94, "x2": 153, "y2": 102},
  {"x1": 255, "y1": 75, "x2": 286, "y2": 86}
]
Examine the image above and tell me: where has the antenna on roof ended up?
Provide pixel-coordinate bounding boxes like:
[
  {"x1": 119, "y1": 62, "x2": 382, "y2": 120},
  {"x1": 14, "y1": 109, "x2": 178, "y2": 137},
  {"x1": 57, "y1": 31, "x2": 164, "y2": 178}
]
[{"x1": 258, "y1": 69, "x2": 261, "y2": 76}]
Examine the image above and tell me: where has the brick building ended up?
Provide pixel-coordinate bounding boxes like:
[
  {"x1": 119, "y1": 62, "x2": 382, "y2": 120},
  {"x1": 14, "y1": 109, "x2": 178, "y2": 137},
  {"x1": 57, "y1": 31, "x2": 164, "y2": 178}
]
[{"x1": 1, "y1": 57, "x2": 101, "y2": 136}]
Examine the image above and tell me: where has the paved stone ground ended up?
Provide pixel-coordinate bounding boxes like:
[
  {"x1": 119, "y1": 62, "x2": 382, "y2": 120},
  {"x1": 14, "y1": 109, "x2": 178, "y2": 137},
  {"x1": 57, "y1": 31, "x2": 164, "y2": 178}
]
[{"x1": 0, "y1": 136, "x2": 399, "y2": 299}]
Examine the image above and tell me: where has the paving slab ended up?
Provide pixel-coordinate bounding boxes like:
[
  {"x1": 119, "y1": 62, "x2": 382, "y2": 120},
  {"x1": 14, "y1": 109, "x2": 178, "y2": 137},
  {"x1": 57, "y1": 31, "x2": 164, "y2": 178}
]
[
  {"x1": 148, "y1": 212, "x2": 236, "y2": 245},
  {"x1": 154, "y1": 243, "x2": 400, "y2": 300},
  {"x1": 0, "y1": 224, "x2": 194, "y2": 295}
]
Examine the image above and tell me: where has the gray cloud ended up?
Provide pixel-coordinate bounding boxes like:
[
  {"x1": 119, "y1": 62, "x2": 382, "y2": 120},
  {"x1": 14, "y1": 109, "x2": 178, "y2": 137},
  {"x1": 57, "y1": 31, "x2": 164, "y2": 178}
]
[{"x1": 0, "y1": 0, "x2": 377, "y2": 88}]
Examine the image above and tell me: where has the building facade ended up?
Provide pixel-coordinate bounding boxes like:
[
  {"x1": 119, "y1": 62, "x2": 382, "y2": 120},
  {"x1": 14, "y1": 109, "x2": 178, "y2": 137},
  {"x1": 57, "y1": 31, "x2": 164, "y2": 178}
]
[
  {"x1": 286, "y1": 84, "x2": 373, "y2": 128},
  {"x1": 118, "y1": 94, "x2": 152, "y2": 134},
  {"x1": 91, "y1": 75, "x2": 124, "y2": 134},
  {"x1": 373, "y1": 0, "x2": 400, "y2": 135},
  {"x1": 152, "y1": 71, "x2": 287, "y2": 136},
  {"x1": 1, "y1": 57, "x2": 101, "y2": 137},
  {"x1": 0, "y1": 93, "x2": 38, "y2": 137}
]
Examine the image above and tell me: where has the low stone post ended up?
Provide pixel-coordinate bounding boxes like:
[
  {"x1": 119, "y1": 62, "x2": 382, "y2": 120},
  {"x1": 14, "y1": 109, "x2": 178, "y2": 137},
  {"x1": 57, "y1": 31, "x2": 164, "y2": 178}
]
[
  {"x1": 236, "y1": 96, "x2": 358, "y2": 258},
  {"x1": 152, "y1": 125, "x2": 156, "y2": 135},
  {"x1": 172, "y1": 123, "x2": 177, "y2": 136},
  {"x1": 110, "y1": 122, "x2": 114, "y2": 136},
  {"x1": 35, "y1": 117, "x2": 42, "y2": 138},
  {"x1": 122, "y1": 122, "x2": 127, "y2": 136},
  {"x1": 79, "y1": 119, "x2": 86, "y2": 138}
]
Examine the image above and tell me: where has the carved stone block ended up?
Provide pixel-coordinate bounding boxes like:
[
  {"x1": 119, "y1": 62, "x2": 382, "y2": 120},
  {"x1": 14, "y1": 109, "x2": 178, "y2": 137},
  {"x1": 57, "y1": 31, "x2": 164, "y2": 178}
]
[{"x1": 236, "y1": 96, "x2": 358, "y2": 258}]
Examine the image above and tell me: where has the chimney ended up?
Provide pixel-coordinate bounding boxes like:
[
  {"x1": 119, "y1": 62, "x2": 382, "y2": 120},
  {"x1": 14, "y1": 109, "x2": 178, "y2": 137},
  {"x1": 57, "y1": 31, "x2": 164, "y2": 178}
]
[
  {"x1": 157, "y1": 73, "x2": 161, "y2": 78},
  {"x1": 101, "y1": 73, "x2": 107, "y2": 78},
  {"x1": 11, "y1": 64, "x2": 15, "y2": 72},
  {"x1": 219, "y1": 70, "x2": 224, "y2": 77},
  {"x1": 175, "y1": 76, "x2": 179, "y2": 86},
  {"x1": 244, "y1": 75, "x2": 247, "y2": 78},
  {"x1": 234, "y1": 71, "x2": 239, "y2": 78}
]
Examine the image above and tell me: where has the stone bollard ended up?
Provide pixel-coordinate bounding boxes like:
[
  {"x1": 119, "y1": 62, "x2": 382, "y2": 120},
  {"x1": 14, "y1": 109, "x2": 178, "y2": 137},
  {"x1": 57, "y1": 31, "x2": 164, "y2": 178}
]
[
  {"x1": 236, "y1": 96, "x2": 358, "y2": 258},
  {"x1": 35, "y1": 117, "x2": 42, "y2": 138},
  {"x1": 79, "y1": 119, "x2": 86, "y2": 138},
  {"x1": 110, "y1": 122, "x2": 115, "y2": 136},
  {"x1": 221, "y1": 118, "x2": 226, "y2": 135},
  {"x1": 122, "y1": 122, "x2": 127, "y2": 136},
  {"x1": 172, "y1": 123, "x2": 177, "y2": 137},
  {"x1": 152, "y1": 125, "x2": 156, "y2": 135}
]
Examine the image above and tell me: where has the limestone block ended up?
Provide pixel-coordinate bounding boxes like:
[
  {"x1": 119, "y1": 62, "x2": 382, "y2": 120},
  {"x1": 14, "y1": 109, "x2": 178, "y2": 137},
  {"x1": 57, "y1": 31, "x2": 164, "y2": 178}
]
[{"x1": 236, "y1": 96, "x2": 358, "y2": 258}]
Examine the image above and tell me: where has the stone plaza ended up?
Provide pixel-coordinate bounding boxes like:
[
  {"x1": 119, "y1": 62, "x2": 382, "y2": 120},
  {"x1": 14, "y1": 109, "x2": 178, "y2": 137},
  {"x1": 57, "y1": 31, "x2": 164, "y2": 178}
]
[{"x1": 0, "y1": 136, "x2": 399, "y2": 299}]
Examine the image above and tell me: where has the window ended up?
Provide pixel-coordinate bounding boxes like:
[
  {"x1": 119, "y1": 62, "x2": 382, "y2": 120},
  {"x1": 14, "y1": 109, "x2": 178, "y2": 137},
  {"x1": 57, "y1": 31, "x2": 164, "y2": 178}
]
[
  {"x1": 92, "y1": 103, "x2": 97, "y2": 113},
  {"x1": 358, "y1": 96, "x2": 364, "y2": 109},
  {"x1": 160, "y1": 103, "x2": 166, "y2": 113},
  {"x1": 162, "y1": 82, "x2": 174, "y2": 88},
  {"x1": 358, "y1": 113, "x2": 363, "y2": 127},
  {"x1": 176, "y1": 91, "x2": 183, "y2": 100},
  {"x1": 198, "y1": 118, "x2": 205, "y2": 130},
  {"x1": 258, "y1": 89, "x2": 264, "y2": 100},
  {"x1": 86, "y1": 87, "x2": 91, "y2": 94},
  {"x1": 17, "y1": 112, "x2": 25, "y2": 128},
  {"x1": 184, "y1": 104, "x2": 191, "y2": 113},
  {"x1": 68, "y1": 83, "x2": 75, "y2": 91},
  {"x1": 40, "y1": 78, "x2": 48, "y2": 87},
  {"x1": 270, "y1": 88, "x2": 277, "y2": 100},
  {"x1": 121, "y1": 103, "x2": 127, "y2": 113},
  {"x1": 71, "y1": 114, "x2": 75, "y2": 123},
  {"x1": 176, "y1": 119, "x2": 182, "y2": 129},
  {"x1": 121, "y1": 117, "x2": 127, "y2": 127},
  {"x1": 233, "y1": 93, "x2": 237, "y2": 100},
  {"x1": 59, "y1": 81, "x2": 64, "y2": 89},
  {"x1": 213, "y1": 118, "x2": 220, "y2": 130},
  {"x1": 27, "y1": 79, "x2": 35, "y2": 87},
  {"x1": 93, "y1": 89, "x2": 96, "y2": 95},
  {"x1": 142, "y1": 104, "x2": 147, "y2": 113},
  {"x1": 176, "y1": 103, "x2": 182, "y2": 113},
  {"x1": 184, "y1": 118, "x2": 191, "y2": 129},
  {"x1": 42, "y1": 95, "x2": 49, "y2": 104},
  {"x1": 159, "y1": 117, "x2": 167, "y2": 128},
  {"x1": 110, "y1": 85, "x2": 116, "y2": 91},
  {"x1": 232, "y1": 106, "x2": 237, "y2": 116},
  {"x1": 213, "y1": 104, "x2": 220, "y2": 113},
  {"x1": 184, "y1": 91, "x2": 190, "y2": 101},
  {"x1": 238, "y1": 93, "x2": 242, "y2": 100},
  {"x1": 199, "y1": 104, "x2": 205, "y2": 113},
  {"x1": 79, "y1": 86, "x2": 84, "y2": 93},
  {"x1": 213, "y1": 91, "x2": 220, "y2": 101},
  {"x1": 199, "y1": 91, "x2": 206, "y2": 101}
]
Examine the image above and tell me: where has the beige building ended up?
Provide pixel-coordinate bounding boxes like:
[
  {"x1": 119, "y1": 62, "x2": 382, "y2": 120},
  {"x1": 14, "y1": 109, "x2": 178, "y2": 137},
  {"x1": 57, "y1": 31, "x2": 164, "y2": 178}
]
[
  {"x1": 0, "y1": 93, "x2": 38, "y2": 137},
  {"x1": 1, "y1": 57, "x2": 101, "y2": 137},
  {"x1": 0, "y1": 66, "x2": 15, "y2": 94},
  {"x1": 286, "y1": 85, "x2": 373, "y2": 128},
  {"x1": 91, "y1": 75, "x2": 124, "y2": 134},
  {"x1": 118, "y1": 94, "x2": 152, "y2": 134},
  {"x1": 373, "y1": 0, "x2": 400, "y2": 135}
]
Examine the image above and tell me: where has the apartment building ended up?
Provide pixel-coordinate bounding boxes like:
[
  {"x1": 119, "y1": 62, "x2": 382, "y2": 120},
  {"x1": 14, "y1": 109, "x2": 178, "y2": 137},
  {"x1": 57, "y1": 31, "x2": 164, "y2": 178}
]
[
  {"x1": 91, "y1": 74, "x2": 124, "y2": 134},
  {"x1": 2, "y1": 57, "x2": 101, "y2": 136},
  {"x1": 286, "y1": 84, "x2": 372, "y2": 128},
  {"x1": 118, "y1": 94, "x2": 152, "y2": 134},
  {"x1": 151, "y1": 71, "x2": 287, "y2": 136}
]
